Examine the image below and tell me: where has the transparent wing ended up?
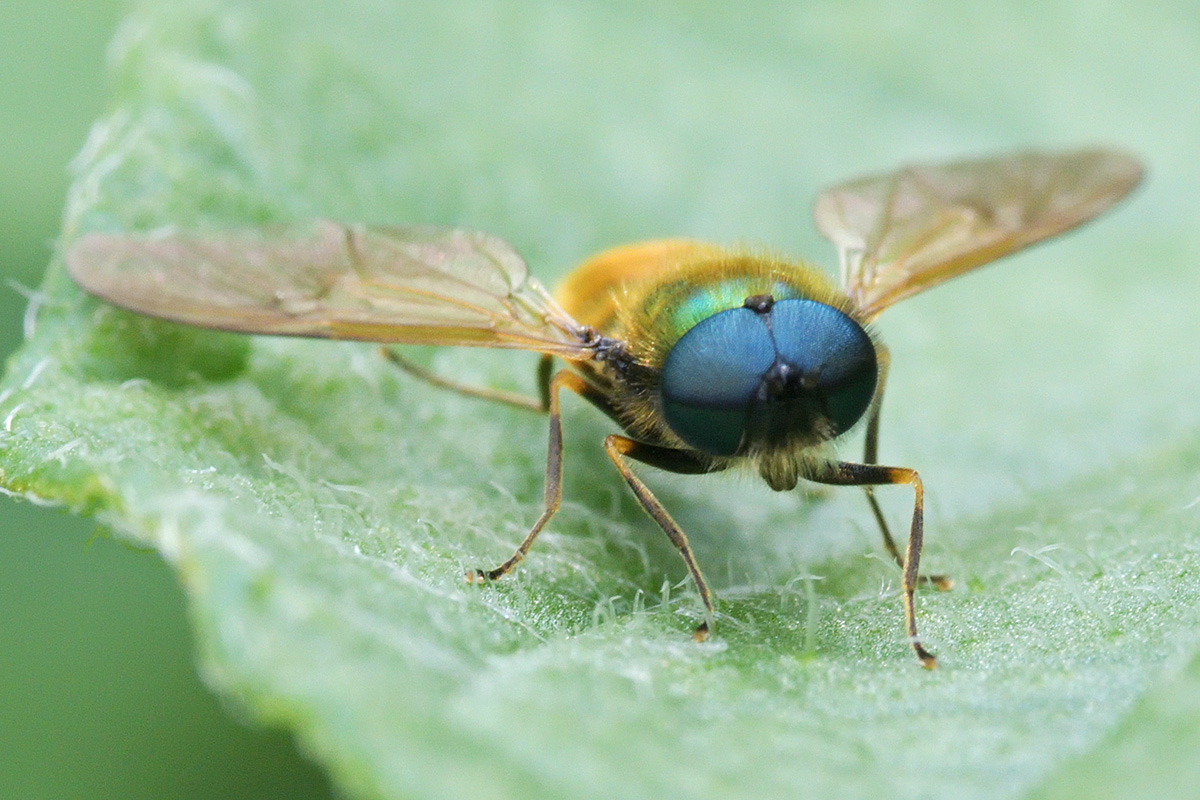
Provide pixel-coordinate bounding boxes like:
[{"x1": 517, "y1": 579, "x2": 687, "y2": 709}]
[
  {"x1": 66, "y1": 220, "x2": 596, "y2": 358},
  {"x1": 813, "y1": 148, "x2": 1144, "y2": 318}
]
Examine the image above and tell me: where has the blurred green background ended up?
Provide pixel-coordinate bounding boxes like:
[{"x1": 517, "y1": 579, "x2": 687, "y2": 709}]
[
  {"x1": 0, "y1": 2, "x2": 334, "y2": 797},
  {"x1": 5, "y1": 2, "x2": 1200, "y2": 799}
]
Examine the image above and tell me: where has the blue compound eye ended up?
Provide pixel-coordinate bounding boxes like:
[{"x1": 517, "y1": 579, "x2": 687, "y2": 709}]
[
  {"x1": 660, "y1": 298, "x2": 877, "y2": 457},
  {"x1": 660, "y1": 307, "x2": 775, "y2": 456},
  {"x1": 768, "y1": 299, "x2": 877, "y2": 437}
]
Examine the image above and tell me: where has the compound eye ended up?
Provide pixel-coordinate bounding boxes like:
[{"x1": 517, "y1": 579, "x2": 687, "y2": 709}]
[
  {"x1": 769, "y1": 300, "x2": 877, "y2": 436},
  {"x1": 660, "y1": 307, "x2": 774, "y2": 456}
]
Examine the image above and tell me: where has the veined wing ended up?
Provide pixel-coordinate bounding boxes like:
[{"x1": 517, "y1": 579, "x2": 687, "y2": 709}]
[
  {"x1": 813, "y1": 148, "x2": 1144, "y2": 319},
  {"x1": 66, "y1": 220, "x2": 596, "y2": 358}
]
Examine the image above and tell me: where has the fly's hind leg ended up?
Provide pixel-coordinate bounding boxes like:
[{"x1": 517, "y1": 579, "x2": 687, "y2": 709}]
[
  {"x1": 604, "y1": 436, "x2": 720, "y2": 642},
  {"x1": 862, "y1": 345, "x2": 951, "y2": 590},
  {"x1": 381, "y1": 347, "x2": 553, "y2": 412},
  {"x1": 808, "y1": 460, "x2": 938, "y2": 669}
]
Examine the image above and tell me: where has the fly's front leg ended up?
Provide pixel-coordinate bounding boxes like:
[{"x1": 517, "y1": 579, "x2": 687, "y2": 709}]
[
  {"x1": 808, "y1": 460, "x2": 937, "y2": 669},
  {"x1": 604, "y1": 436, "x2": 718, "y2": 642},
  {"x1": 468, "y1": 367, "x2": 582, "y2": 582},
  {"x1": 862, "y1": 345, "x2": 951, "y2": 591}
]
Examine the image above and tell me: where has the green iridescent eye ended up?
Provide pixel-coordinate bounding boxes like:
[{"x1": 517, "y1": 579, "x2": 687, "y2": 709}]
[
  {"x1": 767, "y1": 299, "x2": 877, "y2": 436},
  {"x1": 660, "y1": 298, "x2": 876, "y2": 456},
  {"x1": 659, "y1": 306, "x2": 775, "y2": 456}
]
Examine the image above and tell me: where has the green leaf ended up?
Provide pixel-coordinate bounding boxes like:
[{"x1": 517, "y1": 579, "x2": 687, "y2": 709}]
[{"x1": 4, "y1": 2, "x2": 1200, "y2": 799}]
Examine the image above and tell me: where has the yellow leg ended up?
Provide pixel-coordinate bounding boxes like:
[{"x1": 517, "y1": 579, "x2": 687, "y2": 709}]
[
  {"x1": 809, "y1": 460, "x2": 937, "y2": 669},
  {"x1": 861, "y1": 346, "x2": 951, "y2": 591},
  {"x1": 468, "y1": 369, "x2": 583, "y2": 581},
  {"x1": 381, "y1": 347, "x2": 551, "y2": 412},
  {"x1": 604, "y1": 435, "x2": 716, "y2": 641}
]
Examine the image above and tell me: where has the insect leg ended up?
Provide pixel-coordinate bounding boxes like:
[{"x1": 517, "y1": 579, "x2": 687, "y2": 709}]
[
  {"x1": 604, "y1": 436, "x2": 717, "y2": 642},
  {"x1": 862, "y1": 345, "x2": 951, "y2": 590},
  {"x1": 380, "y1": 347, "x2": 550, "y2": 412},
  {"x1": 807, "y1": 460, "x2": 937, "y2": 669},
  {"x1": 469, "y1": 369, "x2": 589, "y2": 582}
]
